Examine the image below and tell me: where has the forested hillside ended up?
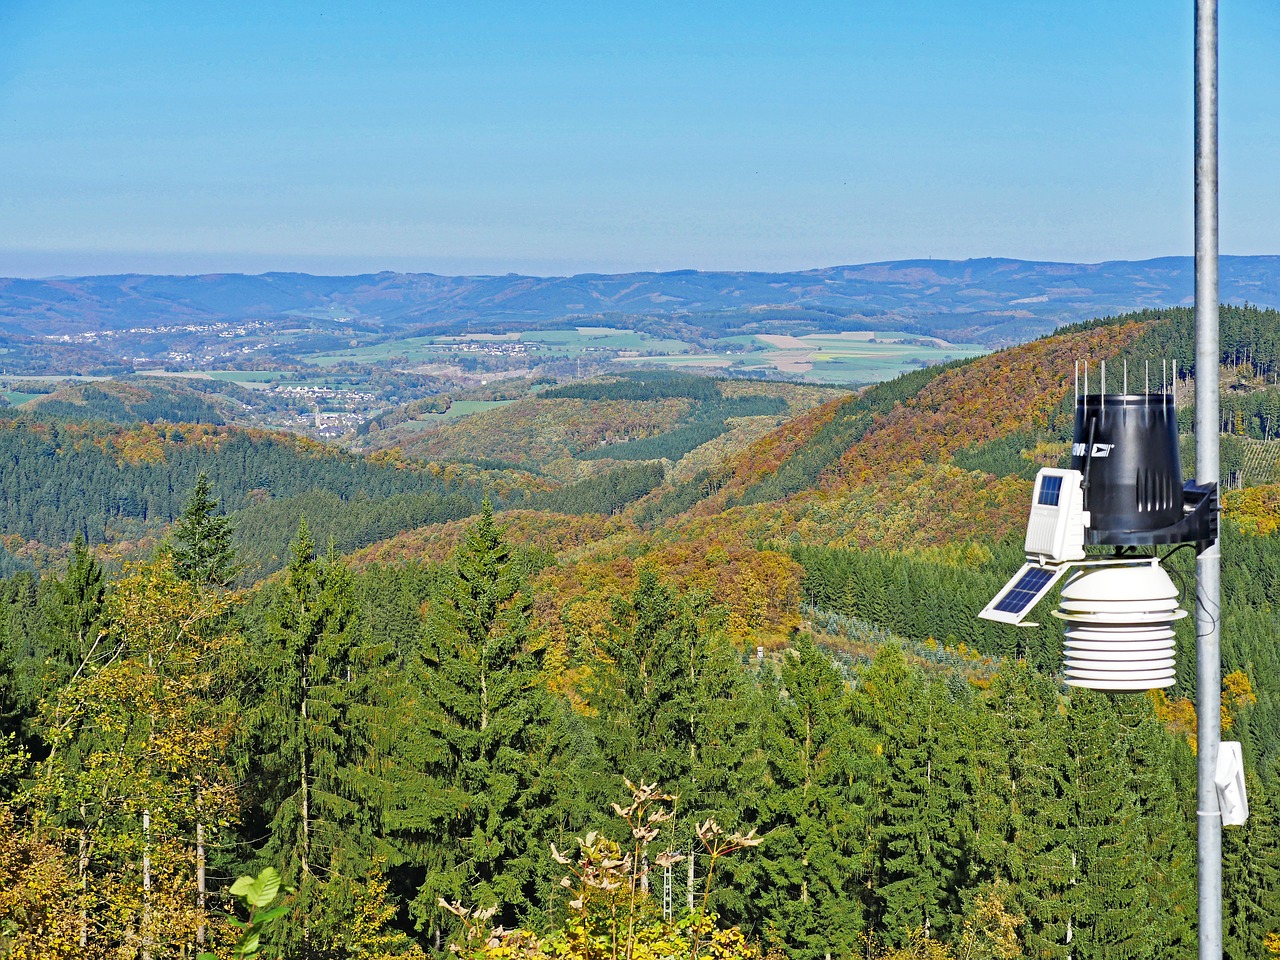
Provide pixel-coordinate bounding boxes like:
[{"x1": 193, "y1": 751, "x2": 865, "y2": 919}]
[
  {"x1": 0, "y1": 419, "x2": 518, "y2": 577},
  {"x1": 4, "y1": 508, "x2": 1264, "y2": 960},
  {"x1": 359, "y1": 372, "x2": 841, "y2": 483},
  {"x1": 0, "y1": 372, "x2": 838, "y2": 577},
  {"x1": 3, "y1": 306, "x2": 1280, "y2": 958},
  {"x1": 22, "y1": 379, "x2": 232, "y2": 425}
]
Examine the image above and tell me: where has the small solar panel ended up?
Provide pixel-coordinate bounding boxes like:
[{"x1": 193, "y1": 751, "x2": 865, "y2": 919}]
[
  {"x1": 979, "y1": 562, "x2": 1069, "y2": 625},
  {"x1": 993, "y1": 567, "x2": 1055, "y2": 614},
  {"x1": 1038, "y1": 474, "x2": 1063, "y2": 507}
]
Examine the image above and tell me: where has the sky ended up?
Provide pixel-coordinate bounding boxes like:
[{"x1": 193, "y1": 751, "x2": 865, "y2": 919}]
[{"x1": 1, "y1": 1, "x2": 1278, "y2": 278}]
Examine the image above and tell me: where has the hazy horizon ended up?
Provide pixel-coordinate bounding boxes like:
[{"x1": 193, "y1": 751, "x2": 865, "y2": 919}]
[{"x1": 5, "y1": 250, "x2": 1280, "y2": 283}]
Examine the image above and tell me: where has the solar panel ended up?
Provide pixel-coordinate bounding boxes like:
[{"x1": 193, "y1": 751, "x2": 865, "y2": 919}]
[
  {"x1": 979, "y1": 562, "x2": 1069, "y2": 625},
  {"x1": 1038, "y1": 474, "x2": 1063, "y2": 506},
  {"x1": 993, "y1": 567, "x2": 1055, "y2": 613}
]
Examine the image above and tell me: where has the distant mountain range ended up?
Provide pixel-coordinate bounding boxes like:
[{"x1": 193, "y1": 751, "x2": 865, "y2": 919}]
[{"x1": 4, "y1": 256, "x2": 1280, "y2": 347}]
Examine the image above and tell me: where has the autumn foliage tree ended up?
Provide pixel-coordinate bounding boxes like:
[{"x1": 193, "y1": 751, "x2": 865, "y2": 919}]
[{"x1": 25, "y1": 555, "x2": 241, "y2": 956}]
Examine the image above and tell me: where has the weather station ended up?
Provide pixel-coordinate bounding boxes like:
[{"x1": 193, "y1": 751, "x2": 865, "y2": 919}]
[
  {"x1": 980, "y1": 363, "x2": 1217, "y2": 690},
  {"x1": 979, "y1": 361, "x2": 1247, "y2": 828},
  {"x1": 975, "y1": 21, "x2": 1256, "y2": 922}
]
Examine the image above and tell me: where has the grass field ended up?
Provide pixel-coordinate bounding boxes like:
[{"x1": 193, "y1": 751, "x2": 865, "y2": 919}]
[
  {"x1": 519, "y1": 329, "x2": 692, "y2": 352},
  {"x1": 405, "y1": 399, "x2": 517, "y2": 426},
  {"x1": 308, "y1": 336, "x2": 443, "y2": 365},
  {"x1": 203, "y1": 370, "x2": 279, "y2": 383}
]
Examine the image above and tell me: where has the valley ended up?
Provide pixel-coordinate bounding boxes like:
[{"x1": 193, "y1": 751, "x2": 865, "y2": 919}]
[{"x1": 3, "y1": 303, "x2": 1280, "y2": 958}]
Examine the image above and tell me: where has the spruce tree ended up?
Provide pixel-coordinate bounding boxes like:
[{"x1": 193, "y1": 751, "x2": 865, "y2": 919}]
[
  {"x1": 0, "y1": 573, "x2": 42, "y2": 761},
  {"x1": 0, "y1": 540, "x2": 107, "y2": 770},
  {"x1": 1063, "y1": 690, "x2": 1156, "y2": 960},
  {"x1": 866, "y1": 667, "x2": 973, "y2": 946},
  {"x1": 592, "y1": 569, "x2": 701, "y2": 787},
  {"x1": 407, "y1": 503, "x2": 554, "y2": 935},
  {"x1": 172, "y1": 472, "x2": 238, "y2": 586},
  {"x1": 245, "y1": 521, "x2": 388, "y2": 953},
  {"x1": 1224, "y1": 769, "x2": 1280, "y2": 960},
  {"x1": 578, "y1": 571, "x2": 769, "y2": 932},
  {"x1": 756, "y1": 632, "x2": 871, "y2": 960},
  {"x1": 685, "y1": 616, "x2": 769, "y2": 927},
  {"x1": 979, "y1": 663, "x2": 1075, "y2": 960},
  {"x1": 1113, "y1": 696, "x2": 1196, "y2": 958},
  {"x1": 42, "y1": 534, "x2": 107, "y2": 673}
]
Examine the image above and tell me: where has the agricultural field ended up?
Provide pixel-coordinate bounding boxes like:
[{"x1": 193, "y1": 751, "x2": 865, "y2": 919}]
[
  {"x1": 138, "y1": 370, "x2": 374, "y2": 391},
  {"x1": 304, "y1": 326, "x2": 983, "y2": 386},
  {"x1": 306, "y1": 326, "x2": 697, "y2": 368},
  {"x1": 0, "y1": 374, "x2": 109, "y2": 408},
  {"x1": 617, "y1": 331, "x2": 987, "y2": 384},
  {"x1": 135, "y1": 369, "x2": 280, "y2": 389}
]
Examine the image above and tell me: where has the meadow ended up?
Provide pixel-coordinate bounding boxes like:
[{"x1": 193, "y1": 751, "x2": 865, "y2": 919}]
[{"x1": 393, "y1": 398, "x2": 518, "y2": 429}]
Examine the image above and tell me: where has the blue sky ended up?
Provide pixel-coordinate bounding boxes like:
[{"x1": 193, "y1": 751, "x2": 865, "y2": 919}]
[{"x1": 1, "y1": 1, "x2": 1277, "y2": 277}]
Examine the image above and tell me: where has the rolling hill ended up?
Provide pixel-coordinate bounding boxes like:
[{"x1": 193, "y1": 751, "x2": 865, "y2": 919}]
[{"x1": 8, "y1": 256, "x2": 1280, "y2": 352}]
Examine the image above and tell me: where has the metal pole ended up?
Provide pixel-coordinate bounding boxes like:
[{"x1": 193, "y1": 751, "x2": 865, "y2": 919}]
[{"x1": 1194, "y1": 1, "x2": 1222, "y2": 959}]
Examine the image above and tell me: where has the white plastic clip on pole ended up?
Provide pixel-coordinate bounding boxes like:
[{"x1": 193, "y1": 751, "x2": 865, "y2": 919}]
[{"x1": 1214, "y1": 742, "x2": 1248, "y2": 827}]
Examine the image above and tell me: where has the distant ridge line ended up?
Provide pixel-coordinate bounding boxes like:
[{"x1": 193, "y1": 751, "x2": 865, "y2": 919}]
[{"x1": 5, "y1": 255, "x2": 1280, "y2": 347}]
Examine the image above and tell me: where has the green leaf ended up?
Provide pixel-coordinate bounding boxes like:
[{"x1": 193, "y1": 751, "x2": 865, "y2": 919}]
[
  {"x1": 248, "y1": 866, "x2": 282, "y2": 907},
  {"x1": 253, "y1": 902, "x2": 291, "y2": 925}
]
